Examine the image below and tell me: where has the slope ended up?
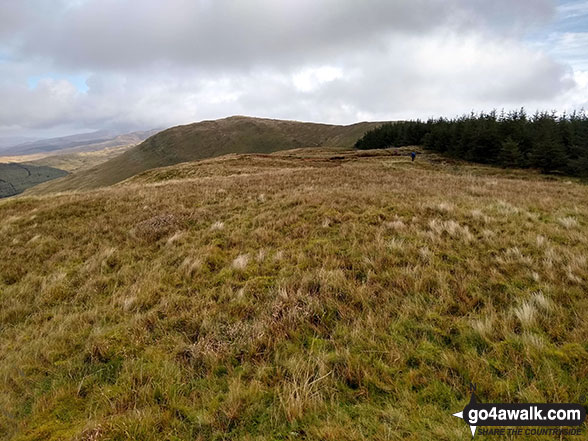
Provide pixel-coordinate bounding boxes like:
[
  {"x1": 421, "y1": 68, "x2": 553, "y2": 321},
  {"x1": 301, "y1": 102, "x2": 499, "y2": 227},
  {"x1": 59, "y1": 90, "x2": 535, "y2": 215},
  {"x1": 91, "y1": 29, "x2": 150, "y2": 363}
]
[
  {"x1": 1, "y1": 148, "x2": 587, "y2": 440},
  {"x1": 2, "y1": 129, "x2": 160, "y2": 156},
  {"x1": 22, "y1": 144, "x2": 138, "y2": 173},
  {"x1": 26, "y1": 116, "x2": 381, "y2": 194}
]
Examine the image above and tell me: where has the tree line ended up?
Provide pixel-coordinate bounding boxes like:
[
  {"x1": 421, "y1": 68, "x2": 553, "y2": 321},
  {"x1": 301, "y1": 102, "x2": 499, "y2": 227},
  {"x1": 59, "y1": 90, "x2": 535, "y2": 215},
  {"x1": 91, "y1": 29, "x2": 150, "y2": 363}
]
[{"x1": 355, "y1": 110, "x2": 588, "y2": 176}]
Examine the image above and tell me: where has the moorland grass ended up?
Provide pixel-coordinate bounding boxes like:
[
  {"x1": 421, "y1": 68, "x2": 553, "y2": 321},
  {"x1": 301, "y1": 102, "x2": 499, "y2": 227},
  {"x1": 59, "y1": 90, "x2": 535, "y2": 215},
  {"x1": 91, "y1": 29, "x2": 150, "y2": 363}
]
[{"x1": 1, "y1": 148, "x2": 587, "y2": 440}]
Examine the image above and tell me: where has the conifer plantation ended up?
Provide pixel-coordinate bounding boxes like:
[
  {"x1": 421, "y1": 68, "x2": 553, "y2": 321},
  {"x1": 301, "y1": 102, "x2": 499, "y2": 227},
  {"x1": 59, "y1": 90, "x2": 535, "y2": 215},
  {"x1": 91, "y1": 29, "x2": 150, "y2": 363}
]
[{"x1": 355, "y1": 110, "x2": 588, "y2": 176}]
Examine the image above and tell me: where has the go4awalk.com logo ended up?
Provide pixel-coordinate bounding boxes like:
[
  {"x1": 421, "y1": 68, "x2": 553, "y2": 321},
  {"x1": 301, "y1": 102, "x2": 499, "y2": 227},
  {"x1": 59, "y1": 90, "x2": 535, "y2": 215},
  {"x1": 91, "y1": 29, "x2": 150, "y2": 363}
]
[{"x1": 452, "y1": 385, "x2": 586, "y2": 437}]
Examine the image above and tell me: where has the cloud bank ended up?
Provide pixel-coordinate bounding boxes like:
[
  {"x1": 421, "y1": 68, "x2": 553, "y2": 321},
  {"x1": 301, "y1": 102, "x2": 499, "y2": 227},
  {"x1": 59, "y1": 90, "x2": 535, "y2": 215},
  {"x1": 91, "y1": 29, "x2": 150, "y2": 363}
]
[{"x1": 0, "y1": 0, "x2": 586, "y2": 137}]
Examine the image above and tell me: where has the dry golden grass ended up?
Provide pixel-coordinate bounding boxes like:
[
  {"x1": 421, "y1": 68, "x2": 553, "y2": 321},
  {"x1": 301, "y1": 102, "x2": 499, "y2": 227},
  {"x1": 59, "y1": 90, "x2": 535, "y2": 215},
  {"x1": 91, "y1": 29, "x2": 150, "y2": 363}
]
[
  {"x1": 1, "y1": 148, "x2": 587, "y2": 440},
  {"x1": 0, "y1": 144, "x2": 137, "y2": 174}
]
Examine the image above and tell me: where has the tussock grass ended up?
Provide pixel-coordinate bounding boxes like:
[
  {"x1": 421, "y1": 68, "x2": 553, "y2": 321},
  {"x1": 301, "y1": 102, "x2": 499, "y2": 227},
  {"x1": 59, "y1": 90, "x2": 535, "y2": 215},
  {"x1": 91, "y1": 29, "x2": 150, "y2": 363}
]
[
  {"x1": 558, "y1": 216, "x2": 579, "y2": 229},
  {"x1": 1, "y1": 148, "x2": 587, "y2": 440}
]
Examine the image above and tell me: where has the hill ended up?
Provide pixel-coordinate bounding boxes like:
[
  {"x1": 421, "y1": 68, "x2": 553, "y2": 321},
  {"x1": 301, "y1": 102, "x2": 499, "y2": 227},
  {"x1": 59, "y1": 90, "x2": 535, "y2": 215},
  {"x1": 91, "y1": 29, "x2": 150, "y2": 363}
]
[
  {"x1": 19, "y1": 143, "x2": 140, "y2": 174},
  {"x1": 1, "y1": 148, "x2": 586, "y2": 440},
  {"x1": 0, "y1": 130, "x2": 161, "y2": 197},
  {"x1": 0, "y1": 130, "x2": 160, "y2": 170},
  {"x1": 1, "y1": 129, "x2": 160, "y2": 156},
  {"x1": 0, "y1": 163, "x2": 68, "y2": 198},
  {"x1": 25, "y1": 116, "x2": 381, "y2": 194},
  {"x1": 0, "y1": 137, "x2": 37, "y2": 150}
]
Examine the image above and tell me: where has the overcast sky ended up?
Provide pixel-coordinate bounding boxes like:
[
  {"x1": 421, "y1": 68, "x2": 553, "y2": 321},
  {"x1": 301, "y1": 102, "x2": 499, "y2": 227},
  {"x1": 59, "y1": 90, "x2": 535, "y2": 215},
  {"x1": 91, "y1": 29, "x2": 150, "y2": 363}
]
[{"x1": 1, "y1": 0, "x2": 588, "y2": 139}]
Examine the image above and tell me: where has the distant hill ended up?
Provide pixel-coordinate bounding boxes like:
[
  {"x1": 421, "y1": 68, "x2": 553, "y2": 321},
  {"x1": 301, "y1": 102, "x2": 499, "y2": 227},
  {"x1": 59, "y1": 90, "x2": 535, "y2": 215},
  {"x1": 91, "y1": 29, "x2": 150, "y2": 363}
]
[
  {"x1": 0, "y1": 163, "x2": 68, "y2": 198},
  {"x1": 0, "y1": 136, "x2": 38, "y2": 150},
  {"x1": 23, "y1": 144, "x2": 138, "y2": 173},
  {"x1": 26, "y1": 116, "x2": 382, "y2": 194},
  {"x1": 2, "y1": 129, "x2": 160, "y2": 156}
]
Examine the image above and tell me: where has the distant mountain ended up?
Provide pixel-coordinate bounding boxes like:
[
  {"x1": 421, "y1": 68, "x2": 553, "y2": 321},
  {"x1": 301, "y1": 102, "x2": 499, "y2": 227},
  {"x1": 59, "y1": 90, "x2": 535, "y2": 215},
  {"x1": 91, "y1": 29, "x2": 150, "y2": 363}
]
[
  {"x1": 0, "y1": 163, "x2": 68, "y2": 198},
  {"x1": 27, "y1": 116, "x2": 383, "y2": 194},
  {"x1": 2, "y1": 129, "x2": 160, "y2": 156},
  {"x1": 3, "y1": 130, "x2": 120, "y2": 154},
  {"x1": 0, "y1": 136, "x2": 39, "y2": 150},
  {"x1": 23, "y1": 143, "x2": 139, "y2": 173}
]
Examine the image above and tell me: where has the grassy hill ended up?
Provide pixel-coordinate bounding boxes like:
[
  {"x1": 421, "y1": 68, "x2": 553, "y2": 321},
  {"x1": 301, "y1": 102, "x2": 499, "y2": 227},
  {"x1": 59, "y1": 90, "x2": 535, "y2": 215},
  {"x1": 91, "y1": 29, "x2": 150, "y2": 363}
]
[
  {"x1": 26, "y1": 117, "x2": 381, "y2": 194},
  {"x1": 0, "y1": 130, "x2": 161, "y2": 174},
  {"x1": 2, "y1": 130, "x2": 160, "y2": 156},
  {"x1": 1, "y1": 147, "x2": 586, "y2": 440},
  {"x1": 23, "y1": 144, "x2": 140, "y2": 173},
  {"x1": 0, "y1": 163, "x2": 68, "y2": 198}
]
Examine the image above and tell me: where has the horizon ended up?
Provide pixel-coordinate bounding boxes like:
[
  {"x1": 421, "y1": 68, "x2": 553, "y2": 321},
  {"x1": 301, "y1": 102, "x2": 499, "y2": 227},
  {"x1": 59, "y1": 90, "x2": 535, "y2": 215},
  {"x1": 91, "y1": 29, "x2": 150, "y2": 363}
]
[
  {"x1": 9, "y1": 106, "x2": 588, "y2": 145},
  {"x1": 3, "y1": 106, "x2": 588, "y2": 150}
]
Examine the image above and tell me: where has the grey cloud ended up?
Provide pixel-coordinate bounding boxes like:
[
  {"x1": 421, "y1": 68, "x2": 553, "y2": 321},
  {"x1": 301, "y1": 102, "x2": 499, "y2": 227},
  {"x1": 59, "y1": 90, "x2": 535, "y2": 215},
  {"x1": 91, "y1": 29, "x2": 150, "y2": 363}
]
[
  {"x1": 9, "y1": 0, "x2": 556, "y2": 71},
  {"x1": 0, "y1": 0, "x2": 585, "y2": 138}
]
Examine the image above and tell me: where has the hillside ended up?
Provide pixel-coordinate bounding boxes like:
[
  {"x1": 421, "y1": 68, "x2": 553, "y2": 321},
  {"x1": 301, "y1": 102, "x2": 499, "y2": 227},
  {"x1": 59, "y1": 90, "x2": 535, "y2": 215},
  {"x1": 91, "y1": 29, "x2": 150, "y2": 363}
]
[
  {"x1": 1, "y1": 130, "x2": 160, "y2": 156},
  {"x1": 23, "y1": 144, "x2": 140, "y2": 173},
  {"x1": 0, "y1": 163, "x2": 68, "y2": 198},
  {"x1": 0, "y1": 137, "x2": 37, "y2": 150},
  {"x1": 26, "y1": 117, "x2": 381, "y2": 194},
  {"x1": 1, "y1": 148, "x2": 586, "y2": 440},
  {"x1": 0, "y1": 130, "x2": 160, "y2": 172}
]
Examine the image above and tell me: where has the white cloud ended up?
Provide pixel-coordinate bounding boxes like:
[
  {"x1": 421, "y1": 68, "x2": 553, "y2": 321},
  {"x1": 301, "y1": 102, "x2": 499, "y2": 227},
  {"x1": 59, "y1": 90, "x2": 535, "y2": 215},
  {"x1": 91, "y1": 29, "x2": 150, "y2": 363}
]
[
  {"x1": 293, "y1": 66, "x2": 344, "y2": 93},
  {"x1": 557, "y1": 0, "x2": 588, "y2": 19},
  {"x1": 0, "y1": 0, "x2": 585, "y2": 137},
  {"x1": 542, "y1": 32, "x2": 588, "y2": 70}
]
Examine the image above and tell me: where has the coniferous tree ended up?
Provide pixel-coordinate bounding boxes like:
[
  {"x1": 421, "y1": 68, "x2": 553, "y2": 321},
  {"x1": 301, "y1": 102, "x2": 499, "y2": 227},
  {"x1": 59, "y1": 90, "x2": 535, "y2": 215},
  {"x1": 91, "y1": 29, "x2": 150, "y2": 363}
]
[
  {"x1": 499, "y1": 137, "x2": 523, "y2": 167},
  {"x1": 353, "y1": 109, "x2": 588, "y2": 176},
  {"x1": 529, "y1": 114, "x2": 568, "y2": 173}
]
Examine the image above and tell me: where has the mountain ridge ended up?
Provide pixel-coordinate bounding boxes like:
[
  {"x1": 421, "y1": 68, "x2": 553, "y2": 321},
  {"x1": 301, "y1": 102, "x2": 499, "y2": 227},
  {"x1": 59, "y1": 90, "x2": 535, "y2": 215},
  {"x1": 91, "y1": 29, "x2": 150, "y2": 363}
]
[{"x1": 2, "y1": 129, "x2": 160, "y2": 156}]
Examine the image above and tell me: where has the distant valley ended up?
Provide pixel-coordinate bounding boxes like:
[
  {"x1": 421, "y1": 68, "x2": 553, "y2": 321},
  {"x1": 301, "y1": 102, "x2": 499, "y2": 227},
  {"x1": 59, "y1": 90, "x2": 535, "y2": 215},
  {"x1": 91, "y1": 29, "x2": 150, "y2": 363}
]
[
  {"x1": 0, "y1": 128, "x2": 160, "y2": 198},
  {"x1": 0, "y1": 129, "x2": 160, "y2": 157}
]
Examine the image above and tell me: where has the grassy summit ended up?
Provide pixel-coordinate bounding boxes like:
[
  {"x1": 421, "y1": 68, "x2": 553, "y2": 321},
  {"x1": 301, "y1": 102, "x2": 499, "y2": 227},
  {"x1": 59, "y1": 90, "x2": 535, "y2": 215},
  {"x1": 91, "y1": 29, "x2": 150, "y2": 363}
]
[
  {"x1": 1, "y1": 148, "x2": 587, "y2": 440},
  {"x1": 27, "y1": 117, "x2": 380, "y2": 195}
]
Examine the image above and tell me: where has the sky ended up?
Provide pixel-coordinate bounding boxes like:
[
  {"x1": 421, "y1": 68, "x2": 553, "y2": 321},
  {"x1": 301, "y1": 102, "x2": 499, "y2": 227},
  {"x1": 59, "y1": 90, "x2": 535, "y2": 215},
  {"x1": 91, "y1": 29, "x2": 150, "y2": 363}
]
[{"x1": 1, "y1": 0, "x2": 588, "y2": 140}]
